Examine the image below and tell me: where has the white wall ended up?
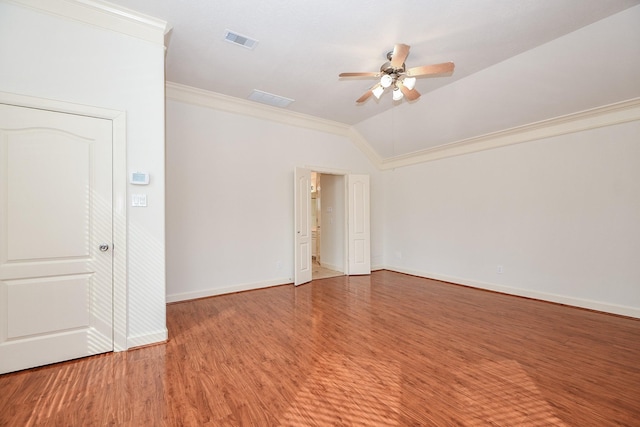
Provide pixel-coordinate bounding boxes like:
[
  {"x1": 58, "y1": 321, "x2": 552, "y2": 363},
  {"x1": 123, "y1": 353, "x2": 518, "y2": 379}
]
[
  {"x1": 319, "y1": 174, "x2": 345, "y2": 272},
  {"x1": 0, "y1": 2, "x2": 167, "y2": 346},
  {"x1": 383, "y1": 120, "x2": 640, "y2": 317},
  {"x1": 165, "y1": 99, "x2": 382, "y2": 301},
  {"x1": 164, "y1": 90, "x2": 640, "y2": 319}
]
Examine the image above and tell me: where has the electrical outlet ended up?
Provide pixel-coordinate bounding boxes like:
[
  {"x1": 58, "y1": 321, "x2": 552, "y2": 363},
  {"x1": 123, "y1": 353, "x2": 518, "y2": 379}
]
[{"x1": 497, "y1": 265, "x2": 504, "y2": 274}]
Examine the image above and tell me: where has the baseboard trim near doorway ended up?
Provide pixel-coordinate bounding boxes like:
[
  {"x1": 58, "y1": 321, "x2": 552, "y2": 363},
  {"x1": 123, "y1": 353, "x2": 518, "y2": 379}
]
[{"x1": 166, "y1": 277, "x2": 292, "y2": 303}]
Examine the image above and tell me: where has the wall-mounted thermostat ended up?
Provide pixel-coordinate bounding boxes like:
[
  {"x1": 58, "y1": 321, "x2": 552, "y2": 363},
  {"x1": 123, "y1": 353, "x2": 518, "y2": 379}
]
[{"x1": 130, "y1": 171, "x2": 149, "y2": 185}]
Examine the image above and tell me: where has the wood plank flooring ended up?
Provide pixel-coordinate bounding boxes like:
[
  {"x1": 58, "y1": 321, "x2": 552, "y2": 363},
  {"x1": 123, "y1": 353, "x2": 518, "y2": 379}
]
[{"x1": 1, "y1": 270, "x2": 639, "y2": 426}]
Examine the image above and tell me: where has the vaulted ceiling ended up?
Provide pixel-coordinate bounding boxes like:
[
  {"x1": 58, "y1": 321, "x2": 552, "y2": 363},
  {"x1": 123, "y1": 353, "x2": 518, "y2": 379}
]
[{"x1": 109, "y1": 0, "x2": 640, "y2": 161}]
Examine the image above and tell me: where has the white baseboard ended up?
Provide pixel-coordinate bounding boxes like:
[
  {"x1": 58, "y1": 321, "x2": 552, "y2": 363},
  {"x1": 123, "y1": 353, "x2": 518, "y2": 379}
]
[
  {"x1": 126, "y1": 328, "x2": 169, "y2": 350},
  {"x1": 383, "y1": 266, "x2": 640, "y2": 319},
  {"x1": 166, "y1": 277, "x2": 292, "y2": 303}
]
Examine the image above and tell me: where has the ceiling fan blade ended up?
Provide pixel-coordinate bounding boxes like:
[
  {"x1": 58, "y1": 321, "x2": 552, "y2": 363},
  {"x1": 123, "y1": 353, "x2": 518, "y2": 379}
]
[
  {"x1": 399, "y1": 84, "x2": 420, "y2": 101},
  {"x1": 391, "y1": 44, "x2": 410, "y2": 69},
  {"x1": 339, "y1": 72, "x2": 380, "y2": 78},
  {"x1": 406, "y1": 61, "x2": 455, "y2": 77},
  {"x1": 356, "y1": 90, "x2": 374, "y2": 103},
  {"x1": 356, "y1": 83, "x2": 383, "y2": 103}
]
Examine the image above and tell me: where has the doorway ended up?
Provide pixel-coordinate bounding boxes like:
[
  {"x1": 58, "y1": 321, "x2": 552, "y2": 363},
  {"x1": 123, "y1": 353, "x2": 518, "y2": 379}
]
[
  {"x1": 294, "y1": 168, "x2": 370, "y2": 286},
  {"x1": 311, "y1": 172, "x2": 344, "y2": 280}
]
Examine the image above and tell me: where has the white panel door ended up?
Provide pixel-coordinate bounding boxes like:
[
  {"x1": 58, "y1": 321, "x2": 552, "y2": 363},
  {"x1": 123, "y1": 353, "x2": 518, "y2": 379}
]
[
  {"x1": 347, "y1": 174, "x2": 371, "y2": 275},
  {"x1": 294, "y1": 167, "x2": 312, "y2": 286},
  {"x1": 0, "y1": 103, "x2": 113, "y2": 374}
]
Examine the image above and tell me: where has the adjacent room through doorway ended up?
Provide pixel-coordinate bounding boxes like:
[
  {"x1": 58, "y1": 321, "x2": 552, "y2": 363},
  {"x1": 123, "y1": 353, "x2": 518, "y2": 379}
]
[{"x1": 311, "y1": 172, "x2": 344, "y2": 281}]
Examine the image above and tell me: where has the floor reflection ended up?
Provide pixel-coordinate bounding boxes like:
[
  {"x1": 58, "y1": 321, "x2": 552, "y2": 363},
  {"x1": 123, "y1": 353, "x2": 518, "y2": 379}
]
[
  {"x1": 454, "y1": 359, "x2": 567, "y2": 426},
  {"x1": 279, "y1": 352, "x2": 401, "y2": 426}
]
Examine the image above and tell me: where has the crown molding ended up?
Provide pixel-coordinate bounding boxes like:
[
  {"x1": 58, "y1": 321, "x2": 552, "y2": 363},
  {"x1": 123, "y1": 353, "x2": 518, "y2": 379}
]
[
  {"x1": 166, "y1": 81, "x2": 384, "y2": 169},
  {"x1": 165, "y1": 80, "x2": 640, "y2": 172},
  {"x1": 166, "y1": 81, "x2": 354, "y2": 138},
  {"x1": 3, "y1": 0, "x2": 171, "y2": 47},
  {"x1": 380, "y1": 97, "x2": 640, "y2": 170},
  {"x1": 347, "y1": 127, "x2": 383, "y2": 169}
]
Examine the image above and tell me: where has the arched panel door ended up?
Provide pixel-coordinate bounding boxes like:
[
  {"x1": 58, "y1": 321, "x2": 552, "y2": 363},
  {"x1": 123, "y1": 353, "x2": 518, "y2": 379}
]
[{"x1": 0, "y1": 103, "x2": 113, "y2": 374}]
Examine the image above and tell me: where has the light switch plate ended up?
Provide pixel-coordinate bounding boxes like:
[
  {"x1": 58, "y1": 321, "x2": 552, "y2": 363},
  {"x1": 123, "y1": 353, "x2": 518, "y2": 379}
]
[{"x1": 132, "y1": 194, "x2": 147, "y2": 207}]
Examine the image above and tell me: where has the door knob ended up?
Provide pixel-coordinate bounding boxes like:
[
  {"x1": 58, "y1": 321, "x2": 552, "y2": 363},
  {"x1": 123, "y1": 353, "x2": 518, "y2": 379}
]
[{"x1": 99, "y1": 244, "x2": 110, "y2": 252}]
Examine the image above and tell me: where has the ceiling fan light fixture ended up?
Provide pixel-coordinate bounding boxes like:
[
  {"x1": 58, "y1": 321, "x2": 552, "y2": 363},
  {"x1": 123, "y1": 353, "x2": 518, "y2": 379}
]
[
  {"x1": 340, "y1": 43, "x2": 455, "y2": 104},
  {"x1": 372, "y1": 85, "x2": 385, "y2": 99},
  {"x1": 402, "y1": 76, "x2": 416, "y2": 90},
  {"x1": 380, "y1": 74, "x2": 393, "y2": 88}
]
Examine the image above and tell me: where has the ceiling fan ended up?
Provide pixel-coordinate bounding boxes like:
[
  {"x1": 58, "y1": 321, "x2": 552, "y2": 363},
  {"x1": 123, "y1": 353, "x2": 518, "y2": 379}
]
[{"x1": 339, "y1": 44, "x2": 455, "y2": 103}]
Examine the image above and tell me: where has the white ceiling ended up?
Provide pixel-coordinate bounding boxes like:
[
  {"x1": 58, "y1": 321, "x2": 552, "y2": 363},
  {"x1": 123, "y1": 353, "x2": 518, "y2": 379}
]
[{"x1": 109, "y1": 0, "x2": 640, "y2": 159}]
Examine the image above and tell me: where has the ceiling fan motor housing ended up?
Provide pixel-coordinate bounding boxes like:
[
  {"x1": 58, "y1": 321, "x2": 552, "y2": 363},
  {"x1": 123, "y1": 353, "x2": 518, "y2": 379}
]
[
  {"x1": 381, "y1": 59, "x2": 406, "y2": 75},
  {"x1": 380, "y1": 60, "x2": 405, "y2": 87}
]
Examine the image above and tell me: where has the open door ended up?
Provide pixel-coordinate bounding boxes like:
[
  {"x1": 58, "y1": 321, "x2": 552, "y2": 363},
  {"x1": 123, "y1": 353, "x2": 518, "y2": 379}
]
[
  {"x1": 294, "y1": 167, "x2": 312, "y2": 286},
  {"x1": 347, "y1": 174, "x2": 371, "y2": 275}
]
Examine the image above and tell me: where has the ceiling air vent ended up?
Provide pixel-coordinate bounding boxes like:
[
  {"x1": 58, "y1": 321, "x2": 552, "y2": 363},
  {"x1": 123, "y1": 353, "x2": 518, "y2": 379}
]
[
  {"x1": 248, "y1": 90, "x2": 294, "y2": 108},
  {"x1": 223, "y1": 29, "x2": 258, "y2": 49}
]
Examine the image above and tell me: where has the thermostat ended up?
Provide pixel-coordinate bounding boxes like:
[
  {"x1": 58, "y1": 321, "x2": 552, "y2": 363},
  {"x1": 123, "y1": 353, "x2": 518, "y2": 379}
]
[{"x1": 130, "y1": 171, "x2": 149, "y2": 185}]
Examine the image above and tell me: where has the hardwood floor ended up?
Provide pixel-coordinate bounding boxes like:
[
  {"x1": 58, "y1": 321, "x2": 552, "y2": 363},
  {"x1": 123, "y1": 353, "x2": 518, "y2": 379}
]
[{"x1": 1, "y1": 270, "x2": 639, "y2": 426}]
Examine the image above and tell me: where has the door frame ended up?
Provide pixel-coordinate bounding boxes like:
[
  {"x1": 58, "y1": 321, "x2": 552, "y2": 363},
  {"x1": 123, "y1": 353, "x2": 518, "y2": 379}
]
[
  {"x1": 296, "y1": 166, "x2": 370, "y2": 279},
  {"x1": 0, "y1": 91, "x2": 128, "y2": 351}
]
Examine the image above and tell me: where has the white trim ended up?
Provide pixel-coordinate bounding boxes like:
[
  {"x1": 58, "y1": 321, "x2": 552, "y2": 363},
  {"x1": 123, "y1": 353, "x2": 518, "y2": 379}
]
[
  {"x1": 380, "y1": 97, "x2": 640, "y2": 169},
  {"x1": 166, "y1": 82, "x2": 353, "y2": 138},
  {"x1": 126, "y1": 329, "x2": 168, "y2": 349},
  {"x1": 303, "y1": 165, "x2": 351, "y2": 175},
  {"x1": 384, "y1": 266, "x2": 640, "y2": 319},
  {"x1": 111, "y1": 112, "x2": 127, "y2": 351},
  {"x1": 3, "y1": 0, "x2": 171, "y2": 47},
  {"x1": 0, "y1": 90, "x2": 129, "y2": 350},
  {"x1": 166, "y1": 82, "x2": 385, "y2": 169},
  {"x1": 166, "y1": 277, "x2": 291, "y2": 303},
  {"x1": 166, "y1": 82, "x2": 640, "y2": 172},
  {"x1": 347, "y1": 127, "x2": 383, "y2": 170}
]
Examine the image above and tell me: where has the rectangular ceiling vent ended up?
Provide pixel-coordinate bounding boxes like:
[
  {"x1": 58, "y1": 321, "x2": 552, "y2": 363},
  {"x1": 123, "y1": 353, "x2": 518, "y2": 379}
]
[
  {"x1": 223, "y1": 29, "x2": 258, "y2": 50},
  {"x1": 248, "y1": 90, "x2": 295, "y2": 108}
]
